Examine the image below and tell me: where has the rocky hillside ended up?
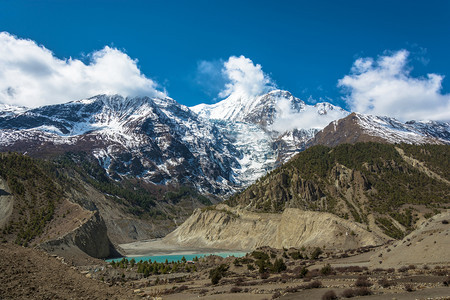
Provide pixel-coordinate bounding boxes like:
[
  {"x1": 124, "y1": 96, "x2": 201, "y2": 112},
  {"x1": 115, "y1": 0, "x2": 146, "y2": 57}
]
[
  {"x1": 0, "y1": 153, "x2": 115, "y2": 258},
  {"x1": 226, "y1": 143, "x2": 450, "y2": 239},
  {"x1": 50, "y1": 152, "x2": 216, "y2": 242},
  {"x1": 0, "y1": 152, "x2": 217, "y2": 260}
]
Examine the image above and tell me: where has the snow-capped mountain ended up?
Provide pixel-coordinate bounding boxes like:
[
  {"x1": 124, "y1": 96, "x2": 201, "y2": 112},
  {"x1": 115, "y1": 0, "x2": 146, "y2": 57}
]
[
  {"x1": 192, "y1": 89, "x2": 350, "y2": 174},
  {"x1": 0, "y1": 95, "x2": 241, "y2": 194},
  {"x1": 310, "y1": 112, "x2": 450, "y2": 147},
  {"x1": 0, "y1": 90, "x2": 350, "y2": 192},
  {"x1": 192, "y1": 90, "x2": 304, "y2": 126}
]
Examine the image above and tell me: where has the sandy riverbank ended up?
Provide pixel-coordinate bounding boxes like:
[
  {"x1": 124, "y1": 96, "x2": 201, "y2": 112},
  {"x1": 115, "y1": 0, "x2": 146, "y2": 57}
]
[{"x1": 118, "y1": 238, "x2": 251, "y2": 257}]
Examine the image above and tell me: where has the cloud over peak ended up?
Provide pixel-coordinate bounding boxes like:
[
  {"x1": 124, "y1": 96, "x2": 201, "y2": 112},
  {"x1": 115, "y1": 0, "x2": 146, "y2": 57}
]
[
  {"x1": 195, "y1": 55, "x2": 276, "y2": 104},
  {"x1": 220, "y1": 55, "x2": 276, "y2": 99},
  {"x1": 0, "y1": 32, "x2": 166, "y2": 108},
  {"x1": 339, "y1": 50, "x2": 450, "y2": 121}
]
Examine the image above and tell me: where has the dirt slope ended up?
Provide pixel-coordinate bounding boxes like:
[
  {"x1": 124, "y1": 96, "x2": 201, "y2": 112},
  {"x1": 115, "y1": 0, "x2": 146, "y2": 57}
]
[
  {"x1": 369, "y1": 210, "x2": 450, "y2": 267},
  {"x1": 0, "y1": 243, "x2": 138, "y2": 300}
]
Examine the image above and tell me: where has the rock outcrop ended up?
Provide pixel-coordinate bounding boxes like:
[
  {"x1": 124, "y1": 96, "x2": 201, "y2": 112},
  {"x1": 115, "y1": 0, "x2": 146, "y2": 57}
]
[
  {"x1": 39, "y1": 211, "x2": 115, "y2": 259},
  {"x1": 163, "y1": 204, "x2": 388, "y2": 251},
  {"x1": 0, "y1": 178, "x2": 13, "y2": 228}
]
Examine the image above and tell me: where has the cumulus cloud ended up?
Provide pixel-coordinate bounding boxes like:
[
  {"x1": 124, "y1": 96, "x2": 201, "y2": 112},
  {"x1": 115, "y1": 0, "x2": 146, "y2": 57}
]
[
  {"x1": 339, "y1": 50, "x2": 450, "y2": 121},
  {"x1": 219, "y1": 55, "x2": 276, "y2": 99},
  {"x1": 0, "y1": 32, "x2": 166, "y2": 108}
]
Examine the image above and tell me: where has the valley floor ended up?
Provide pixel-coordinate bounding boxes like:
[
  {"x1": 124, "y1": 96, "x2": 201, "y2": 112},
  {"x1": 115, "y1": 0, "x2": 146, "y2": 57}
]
[
  {"x1": 1, "y1": 241, "x2": 449, "y2": 300},
  {"x1": 1, "y1": 212, "x2": 449, "y2": 300}
]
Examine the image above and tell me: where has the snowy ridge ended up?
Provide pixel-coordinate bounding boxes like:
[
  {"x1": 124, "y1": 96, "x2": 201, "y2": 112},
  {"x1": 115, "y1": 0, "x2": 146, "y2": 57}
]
[
  {"x1": 0, "y1": 103, "x2": 28, "y2": 118},
  {"x1": 356, "y1": 114, "x2": 450, "y2": 144},
  {"x1": 192, "y1": 89, "x2": 349, "y2": 131}
]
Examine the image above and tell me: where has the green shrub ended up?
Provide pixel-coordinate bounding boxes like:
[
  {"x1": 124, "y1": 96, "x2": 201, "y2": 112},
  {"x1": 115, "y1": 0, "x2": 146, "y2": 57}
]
[
  {"x1": 290, "y1": 251, "x2": 303, "y2": 260},
  {"x1": 251, "y1": 251, "x2": 269, "y2": 260},
  {"x1": 321, "y1": 264, "x2": 333, "y2": 275},
  {"x1": 209, "y1": 264, "x2": 229, "y2": 285},
  {"x1": 271, "y1": 258, "x2": 286, "y2": 273}
]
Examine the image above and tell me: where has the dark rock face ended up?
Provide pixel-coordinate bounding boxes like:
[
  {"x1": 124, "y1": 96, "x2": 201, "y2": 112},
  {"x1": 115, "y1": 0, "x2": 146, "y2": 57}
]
[{"x1": 72, "y1": 212, "x2": 112, "y2": 258}]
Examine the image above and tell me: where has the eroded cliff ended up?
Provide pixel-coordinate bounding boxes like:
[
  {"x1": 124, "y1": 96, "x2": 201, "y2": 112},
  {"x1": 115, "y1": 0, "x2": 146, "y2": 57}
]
[{"x1": 163, "y1": 204, "x2": 388, "y2": 251}]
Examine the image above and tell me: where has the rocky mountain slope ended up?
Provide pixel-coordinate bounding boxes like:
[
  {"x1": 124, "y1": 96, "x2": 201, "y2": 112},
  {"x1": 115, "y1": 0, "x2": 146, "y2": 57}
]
[
  {"x1": 226, "y1": 143, "x2": 450, "y2": 239},
  {"x1": 0, "y1": 151, "x2": 219, "y2": 262},
  {"x1": 0, "y1": 153, "x2": 115, "y2": 258},
  {"x1": 0, "y1": 95, "x2": 240, "y2": 194},
  {"x1": 162, "y1": 143, "x2": 449, "y2": 252}
]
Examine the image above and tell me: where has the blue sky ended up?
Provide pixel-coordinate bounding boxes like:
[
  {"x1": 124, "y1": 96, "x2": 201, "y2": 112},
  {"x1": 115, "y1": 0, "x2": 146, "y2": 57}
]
[{"x1": 0, "y1": 0, "x2": 449, "y2": 120}]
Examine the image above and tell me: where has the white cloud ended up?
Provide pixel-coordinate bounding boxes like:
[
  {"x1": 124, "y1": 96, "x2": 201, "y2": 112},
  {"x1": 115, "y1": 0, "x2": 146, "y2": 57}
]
[
  {"x1": 339, "y1": 50, "x2": 450, "y2": 121},
  {"x1": 0, "y1": 32, "x2": 166, "y2": 108},
  {"x1": 219, "y1": 55, "x2": 276, "y2": 99}
]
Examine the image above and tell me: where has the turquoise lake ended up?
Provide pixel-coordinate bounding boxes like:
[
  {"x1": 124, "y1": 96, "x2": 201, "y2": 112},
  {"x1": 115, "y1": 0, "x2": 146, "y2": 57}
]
[{"x1": 106, "y1": 252, "x2": 247, "y2": 263}]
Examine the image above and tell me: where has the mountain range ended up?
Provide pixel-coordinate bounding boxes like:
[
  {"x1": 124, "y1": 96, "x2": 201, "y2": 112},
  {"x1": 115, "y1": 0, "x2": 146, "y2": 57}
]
[
  {"x1": 2, "y1": 89, "x2": 447, "y2": 196},
  {"x1": 0, "y1": 89, "x2": 449, "y2": 255}
]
